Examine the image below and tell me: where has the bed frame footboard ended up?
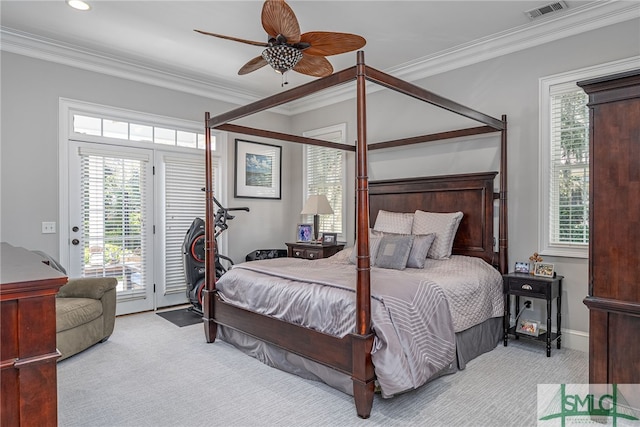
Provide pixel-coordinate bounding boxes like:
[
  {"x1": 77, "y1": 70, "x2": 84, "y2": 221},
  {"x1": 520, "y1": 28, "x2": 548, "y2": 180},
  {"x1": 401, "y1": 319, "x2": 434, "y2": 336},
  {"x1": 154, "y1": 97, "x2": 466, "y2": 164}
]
[{"x1": 207, "y1": 294, "x2": 376, "y2": 418}]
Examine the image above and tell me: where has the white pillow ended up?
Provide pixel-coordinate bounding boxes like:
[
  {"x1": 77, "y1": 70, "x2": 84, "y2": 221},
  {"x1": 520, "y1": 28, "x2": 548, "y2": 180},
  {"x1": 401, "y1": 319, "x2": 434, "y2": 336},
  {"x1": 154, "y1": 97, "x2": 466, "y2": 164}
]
[
  {"x1": 373, "y1": 210, "x2": 414, "y2": 234},
  {"x1": 412, "y1": 210, "x2": 463, "y2": 259}
]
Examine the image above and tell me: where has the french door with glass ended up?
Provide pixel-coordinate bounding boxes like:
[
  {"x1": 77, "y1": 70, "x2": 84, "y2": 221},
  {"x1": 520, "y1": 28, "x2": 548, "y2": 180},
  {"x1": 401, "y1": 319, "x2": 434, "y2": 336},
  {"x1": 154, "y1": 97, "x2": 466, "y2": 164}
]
[{"x1": 68, "y1": 141, "x2": 155, "y2": 315}]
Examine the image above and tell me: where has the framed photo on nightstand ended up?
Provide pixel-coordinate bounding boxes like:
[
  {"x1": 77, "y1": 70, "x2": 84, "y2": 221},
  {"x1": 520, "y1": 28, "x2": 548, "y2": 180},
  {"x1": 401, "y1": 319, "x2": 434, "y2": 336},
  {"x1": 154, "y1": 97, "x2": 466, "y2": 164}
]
[
  {"x1": 516, "y1": 319, "x2": 540, "y2": 337},
  {"x1": 514, "y1": 261, "x2": 530, "y2": 274},
  {"x1": 321, "y1": 233, "x2": 337, "y2": 246},
  {"x1": 297, "y1": 224, "x2": 313, "y2": 242},
  {"x1": 534, "y1": 262, "x2": 554, "y2": 278}
]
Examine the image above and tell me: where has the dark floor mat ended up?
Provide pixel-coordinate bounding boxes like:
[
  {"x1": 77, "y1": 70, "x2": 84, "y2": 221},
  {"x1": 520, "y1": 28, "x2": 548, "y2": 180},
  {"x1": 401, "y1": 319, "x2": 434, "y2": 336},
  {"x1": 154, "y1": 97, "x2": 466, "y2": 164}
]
[{"x1": 156, "y1": 308, "x2": 202, "y2": 327}]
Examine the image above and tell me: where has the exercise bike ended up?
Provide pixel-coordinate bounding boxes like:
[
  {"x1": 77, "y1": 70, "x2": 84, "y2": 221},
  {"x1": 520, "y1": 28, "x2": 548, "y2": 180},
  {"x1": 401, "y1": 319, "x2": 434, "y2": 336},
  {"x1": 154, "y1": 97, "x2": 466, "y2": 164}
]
[{"x1": 182, "y1": 197, "x2": 249, "y2": 314}]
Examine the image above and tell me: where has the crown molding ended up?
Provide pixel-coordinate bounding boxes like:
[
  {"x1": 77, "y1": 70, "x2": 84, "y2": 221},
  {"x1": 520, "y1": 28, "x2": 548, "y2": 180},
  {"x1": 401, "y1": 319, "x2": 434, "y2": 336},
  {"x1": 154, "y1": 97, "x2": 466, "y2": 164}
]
[
  {"x1": 2, "y1": 1, "x2": 638, "y2": 116},
  {"x1": 286, "y1": 1, "x2": 640, "y2": 115},
  {"x1": 0, "y1": 27, "x2": 267, "y2": 109}
]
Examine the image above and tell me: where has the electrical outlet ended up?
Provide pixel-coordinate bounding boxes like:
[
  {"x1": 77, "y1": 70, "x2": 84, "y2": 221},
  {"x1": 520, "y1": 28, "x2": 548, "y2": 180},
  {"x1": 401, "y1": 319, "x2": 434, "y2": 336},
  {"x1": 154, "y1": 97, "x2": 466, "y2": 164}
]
[
  {"x1": 524, "y1": 299, "x2": 534, "y2": 311},
  {"x1": 42, "y1": 221, "x2": 56, "y2": 234}
]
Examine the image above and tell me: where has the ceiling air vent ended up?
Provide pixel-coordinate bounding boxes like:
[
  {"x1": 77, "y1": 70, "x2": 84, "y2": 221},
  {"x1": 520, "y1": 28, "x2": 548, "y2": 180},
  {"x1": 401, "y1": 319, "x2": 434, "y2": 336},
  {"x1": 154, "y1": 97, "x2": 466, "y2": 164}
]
[{"x1": 524, "y1": 1, "x2": 568, "y2": 19}]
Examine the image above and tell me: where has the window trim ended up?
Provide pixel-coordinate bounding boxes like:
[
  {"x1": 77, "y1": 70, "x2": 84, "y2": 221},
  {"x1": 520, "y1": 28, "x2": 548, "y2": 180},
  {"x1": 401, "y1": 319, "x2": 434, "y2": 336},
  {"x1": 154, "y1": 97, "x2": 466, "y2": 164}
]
[
  {"x1": 538, "y1": 56, "x2": 640, "y2": 258},
  {"x1": 302, "y1": 123, "x2": 347, "y2": 240}
]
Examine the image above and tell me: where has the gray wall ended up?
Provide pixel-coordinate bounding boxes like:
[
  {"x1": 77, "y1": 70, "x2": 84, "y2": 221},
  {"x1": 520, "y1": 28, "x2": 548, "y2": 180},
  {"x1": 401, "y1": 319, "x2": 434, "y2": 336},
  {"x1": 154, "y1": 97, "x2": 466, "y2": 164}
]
[
  {"x1": 1, "y1": 17, "x2": 638, "y2": 350},
  {"x1": 291, "y1": 18, "x2": 640, "y2": 350},
  {"x1": 0, "y1": 52, "x2": 298, "y2": 265}
]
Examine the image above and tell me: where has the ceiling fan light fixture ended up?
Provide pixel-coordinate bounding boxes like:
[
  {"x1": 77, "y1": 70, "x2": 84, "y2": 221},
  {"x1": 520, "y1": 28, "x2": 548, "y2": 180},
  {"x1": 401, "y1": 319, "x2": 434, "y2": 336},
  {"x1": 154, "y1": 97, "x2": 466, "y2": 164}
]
[{"x1": 261, "y1": 45, "x2": 303, "y2": 74}]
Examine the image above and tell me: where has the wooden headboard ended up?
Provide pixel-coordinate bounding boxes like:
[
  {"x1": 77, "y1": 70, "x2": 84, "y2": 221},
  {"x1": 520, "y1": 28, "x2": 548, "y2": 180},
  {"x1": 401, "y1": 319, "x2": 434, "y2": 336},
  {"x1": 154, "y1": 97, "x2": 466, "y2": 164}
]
[{"x1": 369, "y1": 172, "x2": 499, "y2": 267}]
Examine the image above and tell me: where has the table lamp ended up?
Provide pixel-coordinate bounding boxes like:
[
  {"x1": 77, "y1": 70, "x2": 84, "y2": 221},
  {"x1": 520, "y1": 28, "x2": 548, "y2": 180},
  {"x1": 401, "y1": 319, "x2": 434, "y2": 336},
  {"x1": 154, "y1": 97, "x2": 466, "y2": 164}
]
[{"x1": 300, "y1": 195, "x2": 334, "y2": 241}]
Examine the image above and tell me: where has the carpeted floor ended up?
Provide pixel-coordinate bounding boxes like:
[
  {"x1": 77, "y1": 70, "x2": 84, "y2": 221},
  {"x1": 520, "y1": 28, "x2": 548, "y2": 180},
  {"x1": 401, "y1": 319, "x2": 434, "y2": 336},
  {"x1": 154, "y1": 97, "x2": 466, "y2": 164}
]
[{"x1": 58, "y1": 311, "x2": 588, "y2": 427}]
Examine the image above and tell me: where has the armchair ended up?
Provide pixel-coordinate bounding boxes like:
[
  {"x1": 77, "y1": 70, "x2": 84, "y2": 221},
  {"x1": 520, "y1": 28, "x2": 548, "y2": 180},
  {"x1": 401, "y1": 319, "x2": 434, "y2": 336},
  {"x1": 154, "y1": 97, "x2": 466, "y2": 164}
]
[{"x1": 55, "y1": 277, "x2": 117, "y2": 360}]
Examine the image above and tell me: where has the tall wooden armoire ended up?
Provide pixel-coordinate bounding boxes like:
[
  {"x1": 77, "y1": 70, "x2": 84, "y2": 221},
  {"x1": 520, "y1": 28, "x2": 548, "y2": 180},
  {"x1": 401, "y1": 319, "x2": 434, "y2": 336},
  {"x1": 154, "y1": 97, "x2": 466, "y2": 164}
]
[{"x1": 579, "y1": 69, "x2": 640, "y2": 385}]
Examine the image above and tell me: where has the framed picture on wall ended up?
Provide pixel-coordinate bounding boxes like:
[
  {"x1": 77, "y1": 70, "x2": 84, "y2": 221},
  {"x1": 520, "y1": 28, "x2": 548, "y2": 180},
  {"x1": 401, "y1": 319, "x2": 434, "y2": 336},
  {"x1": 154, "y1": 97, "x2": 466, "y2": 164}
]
[{"x1": 234, "y1": 139, "x2": 281, "y2": 199}]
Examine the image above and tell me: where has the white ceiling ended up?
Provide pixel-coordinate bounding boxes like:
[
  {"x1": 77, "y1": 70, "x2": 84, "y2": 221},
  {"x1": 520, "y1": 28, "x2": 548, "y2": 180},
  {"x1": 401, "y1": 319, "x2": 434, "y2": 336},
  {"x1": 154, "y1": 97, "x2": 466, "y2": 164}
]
[{"x1": 1, "y1": 1, "x2": 638, "y2": 111}]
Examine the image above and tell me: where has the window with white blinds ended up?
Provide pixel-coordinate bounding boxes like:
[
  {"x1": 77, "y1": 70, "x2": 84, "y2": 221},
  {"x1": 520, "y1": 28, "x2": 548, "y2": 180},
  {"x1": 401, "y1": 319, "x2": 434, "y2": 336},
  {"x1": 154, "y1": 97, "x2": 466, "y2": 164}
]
[
  {"x1": 549, "y1": 89, "x2": 589, "y2": 247},
  {"x1": 538, "y1": 59, "x2": 637, "y2": 258},
  {"x1": 303, "y1": 124, "x2": 347, "y2": 237},
  {"x1": 79, "y1": 149, "x2": 149, "y2": 302},
  {"x1": 163, "y1": 155, "x2": 207, "y2": 295}
]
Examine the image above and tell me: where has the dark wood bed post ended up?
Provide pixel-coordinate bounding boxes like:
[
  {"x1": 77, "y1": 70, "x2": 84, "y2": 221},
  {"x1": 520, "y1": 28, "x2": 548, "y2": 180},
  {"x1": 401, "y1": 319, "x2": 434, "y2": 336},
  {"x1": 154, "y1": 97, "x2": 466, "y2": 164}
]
[
  {"x1": 203, "y1": 111, "x2": 217, "y2": 343},
  {"x1": 351, "y1": 50, "x2": 375, "y2": 419},
  {"x1": 499, "y1": 114, "x2": 508, "y2": 274}
]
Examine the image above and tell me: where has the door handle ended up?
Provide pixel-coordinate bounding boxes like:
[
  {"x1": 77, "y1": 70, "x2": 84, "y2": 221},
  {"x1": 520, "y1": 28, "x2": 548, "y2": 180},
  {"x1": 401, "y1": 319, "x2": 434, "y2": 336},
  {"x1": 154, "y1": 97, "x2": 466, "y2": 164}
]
[{"x1": 72, "y1": 239, "x2": 80, "y2": 245}]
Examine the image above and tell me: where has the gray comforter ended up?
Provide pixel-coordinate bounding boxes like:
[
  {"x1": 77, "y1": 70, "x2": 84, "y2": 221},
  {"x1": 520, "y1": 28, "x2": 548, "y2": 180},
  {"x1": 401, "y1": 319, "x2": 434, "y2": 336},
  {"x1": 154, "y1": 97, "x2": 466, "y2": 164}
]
[{"x1": 215, "y1": 255, "x2": 457, "y2": 397}]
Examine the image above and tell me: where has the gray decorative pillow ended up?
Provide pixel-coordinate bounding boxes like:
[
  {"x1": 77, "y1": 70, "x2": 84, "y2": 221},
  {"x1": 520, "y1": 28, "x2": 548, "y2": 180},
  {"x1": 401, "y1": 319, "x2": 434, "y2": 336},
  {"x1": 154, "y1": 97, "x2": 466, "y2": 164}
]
[
  {"x1": 375, "y1": 234, "x2": 415, "y2": 270},
  {"x1": 412, "y1": 210, "x2": 463, "y2": 260},
  {"x1": 406, "y1": 233, "x2": 436, "y2": 268},
  {"x1": 373, "y1": 210, "x2": 414, "y2": 234},
  {"x1": 349, "y1": 234, "x2": 383, "y2": 265}
]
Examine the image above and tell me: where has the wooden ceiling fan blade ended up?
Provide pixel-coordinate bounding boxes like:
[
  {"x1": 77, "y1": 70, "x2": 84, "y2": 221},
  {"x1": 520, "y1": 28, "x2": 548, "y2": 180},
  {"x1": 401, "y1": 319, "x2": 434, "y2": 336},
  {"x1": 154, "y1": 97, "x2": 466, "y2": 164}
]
[
  {"x1": 238, "y1": 56, "x2": 268, "y2": 75},
  {"x1": 300, "y1": 32, "x2": 366, "y2": 56},
  {"x1": 293, "y1": 55, "x2": 333, "y2": 77},
  {"x1": 194, "y1": 29, "x2": 267, "y2": 47},
  {"x1": 261, "y1": 0, "x2": 301, "y2": 43}
]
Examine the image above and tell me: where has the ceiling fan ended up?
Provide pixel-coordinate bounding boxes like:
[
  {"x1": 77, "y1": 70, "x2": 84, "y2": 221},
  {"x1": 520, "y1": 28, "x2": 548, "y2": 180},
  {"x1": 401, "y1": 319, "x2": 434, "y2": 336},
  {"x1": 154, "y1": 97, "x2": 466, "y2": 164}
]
[{"x1": 195, "y1": 0, "x2": 366, "y2": 83}]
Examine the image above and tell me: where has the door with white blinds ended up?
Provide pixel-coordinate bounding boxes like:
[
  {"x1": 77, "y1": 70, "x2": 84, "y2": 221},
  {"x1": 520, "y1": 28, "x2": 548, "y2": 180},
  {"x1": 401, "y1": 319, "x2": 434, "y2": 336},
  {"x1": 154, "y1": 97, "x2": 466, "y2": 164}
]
[
  {"x1": 155, "y1": 153, "x2": 207, "y2": 308},
  {"x1": 68, "y1": 141, "x2": 154, "y2": 315}
]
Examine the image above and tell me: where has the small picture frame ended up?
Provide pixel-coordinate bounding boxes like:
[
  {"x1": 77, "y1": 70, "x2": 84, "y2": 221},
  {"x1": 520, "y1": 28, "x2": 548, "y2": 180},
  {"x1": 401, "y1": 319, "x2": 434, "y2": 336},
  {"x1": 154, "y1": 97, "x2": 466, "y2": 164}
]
[
  {"x1": 514, "y1": 261, "x2": 530, "y2": 274},
  {"x1": 516, "y1": 319, "x2": 540, "y2": 337},
  {"x1": 322, "y1": 233, "x2": 337, "y2": 246},
  {"x1": 534, "y1": 262, "x2": 555, "y2": 278},
  {"x1": 297, "y1": 224, "x2": 313, "y2": 242}
]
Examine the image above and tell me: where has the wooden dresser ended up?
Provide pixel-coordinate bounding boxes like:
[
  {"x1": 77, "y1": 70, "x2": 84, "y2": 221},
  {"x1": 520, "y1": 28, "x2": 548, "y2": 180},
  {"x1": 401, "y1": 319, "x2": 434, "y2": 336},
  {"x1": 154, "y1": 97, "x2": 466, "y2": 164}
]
[
  {"x1": 1, "y1": 242, "x2": 67, "y2": 426},
  {"x1": 578, "y1": 70, "x2": 640, "y2": 385}
]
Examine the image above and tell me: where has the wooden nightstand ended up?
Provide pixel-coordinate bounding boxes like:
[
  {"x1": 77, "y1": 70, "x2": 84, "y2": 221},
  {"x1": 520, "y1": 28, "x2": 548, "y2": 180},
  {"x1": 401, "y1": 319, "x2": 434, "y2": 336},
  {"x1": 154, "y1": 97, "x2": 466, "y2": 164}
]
[
  {"x1": 285, "y1": 242, "x2": 344, "y2": 260},
  {"x1": 503, "y1": 272, "x2": 563, "y2": 357}
]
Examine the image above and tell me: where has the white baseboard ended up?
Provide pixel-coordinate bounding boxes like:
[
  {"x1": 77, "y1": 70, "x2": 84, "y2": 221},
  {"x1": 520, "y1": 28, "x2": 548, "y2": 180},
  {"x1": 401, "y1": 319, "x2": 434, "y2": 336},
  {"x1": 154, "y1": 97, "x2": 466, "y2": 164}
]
[{"x1": 559, "y1": 328, "x2": 589, "y2": 353}]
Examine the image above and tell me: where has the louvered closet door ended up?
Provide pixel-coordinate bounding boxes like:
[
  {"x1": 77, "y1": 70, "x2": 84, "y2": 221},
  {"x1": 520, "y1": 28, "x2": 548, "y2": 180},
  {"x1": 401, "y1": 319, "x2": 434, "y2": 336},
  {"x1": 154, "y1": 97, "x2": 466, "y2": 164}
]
[
  {"x1": 155, "y1": 153, "x2": 206, "y2": 308},
  {"x1": 68, "y1": 142, "x2": 154, "y2": 315}
]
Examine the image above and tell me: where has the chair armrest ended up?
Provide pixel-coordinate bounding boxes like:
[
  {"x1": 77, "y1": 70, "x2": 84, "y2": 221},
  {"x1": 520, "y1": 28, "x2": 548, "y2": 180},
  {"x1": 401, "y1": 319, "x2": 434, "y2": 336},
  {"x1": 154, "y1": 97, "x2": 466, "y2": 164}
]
[{"x1": 57, "y1": 277, "x2": 118, "y2": 300}]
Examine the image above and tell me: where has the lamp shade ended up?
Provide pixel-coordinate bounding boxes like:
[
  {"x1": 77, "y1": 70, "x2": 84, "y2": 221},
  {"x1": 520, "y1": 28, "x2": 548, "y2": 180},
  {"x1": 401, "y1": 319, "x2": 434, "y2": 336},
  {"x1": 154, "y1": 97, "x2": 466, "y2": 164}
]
[{"x1": 300, "y1": 195, "x2": 334, "y2": 215}]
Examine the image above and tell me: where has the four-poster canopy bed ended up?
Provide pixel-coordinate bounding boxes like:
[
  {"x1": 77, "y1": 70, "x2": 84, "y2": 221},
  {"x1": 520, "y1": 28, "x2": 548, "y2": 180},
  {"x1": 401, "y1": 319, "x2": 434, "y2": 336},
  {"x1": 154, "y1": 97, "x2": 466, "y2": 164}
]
[{"x1": 203, "y1": 51, "x2": 508, "y2": 419}]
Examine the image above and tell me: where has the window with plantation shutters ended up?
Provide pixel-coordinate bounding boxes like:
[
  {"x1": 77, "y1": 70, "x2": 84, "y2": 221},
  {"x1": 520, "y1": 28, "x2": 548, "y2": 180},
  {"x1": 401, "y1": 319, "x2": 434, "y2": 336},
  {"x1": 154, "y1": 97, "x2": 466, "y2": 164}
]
[
  {"x1": 162, "y1": 155, "x2": 207, "y2": 296},
  {"x1": 79, "y1": 147, "x2": 150, "y2": 302},
  {"x1": 549, "y1": 89, "x2": 589, "y2": 247},
  {"x1": 303, "y1": 124, "x2": 347, "y2": 237},
  {"x1": 538, "y1": 59, "x2": 636, "y2": 258}
]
